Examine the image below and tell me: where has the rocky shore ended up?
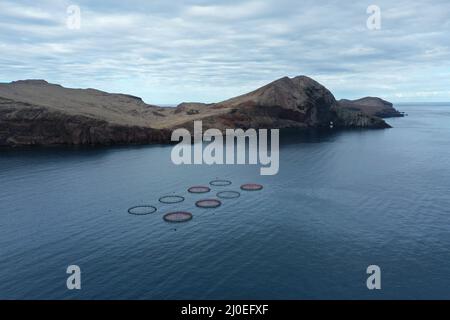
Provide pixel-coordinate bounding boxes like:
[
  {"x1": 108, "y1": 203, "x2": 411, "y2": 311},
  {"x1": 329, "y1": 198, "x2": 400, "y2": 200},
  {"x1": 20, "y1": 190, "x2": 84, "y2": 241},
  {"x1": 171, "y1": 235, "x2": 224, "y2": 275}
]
[{"x1": 0, "y1": 76, "x2": 397, "y2": 147}]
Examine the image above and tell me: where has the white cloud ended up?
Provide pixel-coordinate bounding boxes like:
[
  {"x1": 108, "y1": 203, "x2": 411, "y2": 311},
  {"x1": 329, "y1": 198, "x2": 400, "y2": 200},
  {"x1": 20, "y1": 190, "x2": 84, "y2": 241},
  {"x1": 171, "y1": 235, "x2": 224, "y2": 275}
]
[
  {"x1": 0, "y1": 1, "x2": 55, "y2": 20},
  {"x1": 185, "y1": 1, "x2": 269, "y2": 20},
  {"x1": 0, "y1": 0, "x2": 449, "y2": 103}
]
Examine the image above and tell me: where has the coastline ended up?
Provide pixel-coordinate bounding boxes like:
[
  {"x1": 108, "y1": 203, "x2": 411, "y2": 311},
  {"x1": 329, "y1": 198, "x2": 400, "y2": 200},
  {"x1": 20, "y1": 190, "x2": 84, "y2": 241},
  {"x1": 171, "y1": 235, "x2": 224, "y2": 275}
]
[{"x1": 0, "y1": 76, "x2": 400, "y2": 147}]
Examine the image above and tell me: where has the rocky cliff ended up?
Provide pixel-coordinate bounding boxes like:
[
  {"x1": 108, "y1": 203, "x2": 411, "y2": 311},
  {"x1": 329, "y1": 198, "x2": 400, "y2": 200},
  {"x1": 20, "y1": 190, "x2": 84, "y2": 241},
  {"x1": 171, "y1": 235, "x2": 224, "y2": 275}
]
[
  {"x1": 172, "y1": 76, "x2": 390, "y2": 131},
  {"x1": 338, "y1": 97, "x2": 404, "y2": 118},
  {"x1": 0, "y1": 77, "x2": 393, "y2": 147},
  {"x1": 0, "y1": 80, "x2": 171, "y2": 146}
]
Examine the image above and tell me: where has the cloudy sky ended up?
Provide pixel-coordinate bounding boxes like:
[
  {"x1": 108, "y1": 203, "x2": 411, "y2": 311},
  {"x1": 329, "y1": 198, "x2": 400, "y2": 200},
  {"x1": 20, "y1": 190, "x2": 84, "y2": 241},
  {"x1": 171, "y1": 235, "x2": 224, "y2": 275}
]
[{"x1": 0, "y1": 0, "x2": 449, "y2": 104}]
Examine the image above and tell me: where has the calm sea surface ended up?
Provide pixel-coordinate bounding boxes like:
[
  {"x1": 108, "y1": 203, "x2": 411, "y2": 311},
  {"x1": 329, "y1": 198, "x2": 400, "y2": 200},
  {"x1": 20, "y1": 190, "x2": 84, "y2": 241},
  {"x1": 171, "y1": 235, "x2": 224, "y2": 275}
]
[{"x1": 1, "y1": 103, "x2": 449, "y2": 299}]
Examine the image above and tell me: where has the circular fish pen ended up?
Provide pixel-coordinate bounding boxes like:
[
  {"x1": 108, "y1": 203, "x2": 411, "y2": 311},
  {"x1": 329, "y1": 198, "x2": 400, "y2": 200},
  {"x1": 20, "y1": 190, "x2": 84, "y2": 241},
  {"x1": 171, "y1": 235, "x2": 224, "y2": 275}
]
[
  {"x1": 127, "y1": 205, "x2": 157, "y2": 215},
  {"x1": 188, "y1": 186, "x2": 211, "y2": 194},
  {"x1": 195, "y1": 199, "x2": 222, "y2": 208},
  {"x1": 158, "y1": 195, "x2": 185, "y2": 204},
  {"x1": 163, "y1": 211, "x2": 193, "y2": 223},
  {"x1": 240, "y1": 183, "x2": 263, "y2": 191},
  {"x1": 209, "y1": 179, "x2": 232, "y2": 187},
  {"x1": 216, "y1": 191, "x2": 240, "y2": 199}
]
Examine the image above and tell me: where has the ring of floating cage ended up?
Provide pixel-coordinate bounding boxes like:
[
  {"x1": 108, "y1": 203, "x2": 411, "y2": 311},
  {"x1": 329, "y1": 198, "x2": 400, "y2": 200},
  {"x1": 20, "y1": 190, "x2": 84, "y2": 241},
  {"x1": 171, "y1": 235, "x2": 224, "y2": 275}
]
[
  {"x1": 127, "y1": 205, "x2": 157, "y2": 215},
  {"x1": 188, "y1": 186, "x2": 211, "y2": 194},
  {"x1": 158, "y1": 195, "x2": 185, "y2": 204},
  {"x1": 240, "y1": 183, "x2": 263, "y2": 191},
  {"x1": 195, "y1": 199, "x2": 222, "y2": 208},
  {"x1": 216, "y1": 191, "x2": 240, "y2": 199},
  {"x1": 163, "y1": 211, "x2": 193, "y2": 223},
  {"x1": 209, "y1": 179, "x2": 232, "y2": 187}
]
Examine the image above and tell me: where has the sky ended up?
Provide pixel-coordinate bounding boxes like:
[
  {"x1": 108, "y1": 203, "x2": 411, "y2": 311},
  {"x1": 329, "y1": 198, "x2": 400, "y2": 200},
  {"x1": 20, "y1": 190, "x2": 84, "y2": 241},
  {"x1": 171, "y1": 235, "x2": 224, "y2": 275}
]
[{"x1": 0, "y1": 0, "x2": 449, "y2": 104}]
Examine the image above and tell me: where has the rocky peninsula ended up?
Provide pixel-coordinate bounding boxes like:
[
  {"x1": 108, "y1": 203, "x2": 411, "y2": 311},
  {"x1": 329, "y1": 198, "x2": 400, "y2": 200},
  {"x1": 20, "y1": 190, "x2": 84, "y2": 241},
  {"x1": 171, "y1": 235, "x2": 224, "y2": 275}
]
[{"x1": 0, "y1": 76, "x2": 399, "y2": 147}]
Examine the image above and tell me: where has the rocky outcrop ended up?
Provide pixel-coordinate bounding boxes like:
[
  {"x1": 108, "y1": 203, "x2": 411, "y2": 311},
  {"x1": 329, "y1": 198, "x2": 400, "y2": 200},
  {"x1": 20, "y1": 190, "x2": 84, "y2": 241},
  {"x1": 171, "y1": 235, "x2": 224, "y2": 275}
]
[
  {"x1": 0, "y1": 97, "x2": 170, "y2": 146},
  {"x1": 216, "y1": 76, "x2": 337, "y2": 128},
  {"x1": 331, "y1": 104, "x2": 391, "y2": 129},
  {"x1": 338, "y1": 97, "x2": 404, "y2": 118},
  {"x1": 0, "y1": 76, "x2": 394, "y2": 147},
  {"x1": 174, "y1": 76, "x2": 390, "y2": 131},
  {"x1": 0, "y1": 80, "x2": 171, "y2": 146}
]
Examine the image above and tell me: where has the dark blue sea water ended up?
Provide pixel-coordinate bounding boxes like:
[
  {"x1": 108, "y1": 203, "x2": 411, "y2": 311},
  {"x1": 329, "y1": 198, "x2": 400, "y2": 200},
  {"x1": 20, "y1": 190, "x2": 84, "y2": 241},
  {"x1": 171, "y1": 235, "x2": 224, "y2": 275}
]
[{"x1": 1, "y1": 103, "x2": 450, "y2": 299}]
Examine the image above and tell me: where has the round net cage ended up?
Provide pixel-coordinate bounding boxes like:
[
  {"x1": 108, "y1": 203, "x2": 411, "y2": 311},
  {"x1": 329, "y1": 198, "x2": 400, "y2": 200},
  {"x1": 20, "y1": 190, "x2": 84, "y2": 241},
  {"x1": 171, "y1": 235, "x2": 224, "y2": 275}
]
[
  {"x1": 127, "y1": 205, "x2": 157, "y2": 215},
  {"x1": 240, "y1": 183, "x2": 263, "y2": 191},
  {"x1": 195, "y1": 199, "x2": 222, "y2": 208},
  {"x1": 188, "y1": 186, "x2": 211, "y2": 194},
  {"x1": 158, "y1": 195, "x2": 185, "y2": 204},
  {"x1": 216, "y1": 191, "x2": 240, "y2": 199},
  {"x1": 209, "y1": 179, "x2": 232, "y2": 187},
  {"x1": 163, "y1": 211, "x2": 193, "y2": 223}
]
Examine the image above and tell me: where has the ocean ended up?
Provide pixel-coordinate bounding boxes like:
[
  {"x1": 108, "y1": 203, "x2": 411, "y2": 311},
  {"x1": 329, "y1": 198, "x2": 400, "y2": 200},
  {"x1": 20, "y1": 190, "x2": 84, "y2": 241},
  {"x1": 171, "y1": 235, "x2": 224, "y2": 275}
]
[{"x1": 1, "y1": 103, "x2": 449, "y2": 299}]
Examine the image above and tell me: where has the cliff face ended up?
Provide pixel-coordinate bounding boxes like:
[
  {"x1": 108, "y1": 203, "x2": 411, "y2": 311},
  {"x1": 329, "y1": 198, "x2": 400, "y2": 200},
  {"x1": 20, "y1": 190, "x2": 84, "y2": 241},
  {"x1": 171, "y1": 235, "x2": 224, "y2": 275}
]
[
  {"x1": 0, "y1": 81, "x2": 172, "y2": 146},
  {"x1": 331, "y1": 104, "x2": 392, "y2": 129},
  {"x1": 0, "y1": 97, "x2": 169, "y2": 146},
  {"x1": 0, "y1": 77, "x2": 393, "y2": 147},
  {"x1": 338, "y1": 97, "x2": 404, "y2": 118}
]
